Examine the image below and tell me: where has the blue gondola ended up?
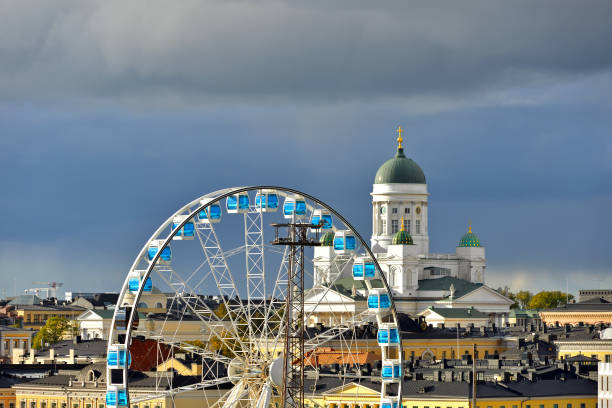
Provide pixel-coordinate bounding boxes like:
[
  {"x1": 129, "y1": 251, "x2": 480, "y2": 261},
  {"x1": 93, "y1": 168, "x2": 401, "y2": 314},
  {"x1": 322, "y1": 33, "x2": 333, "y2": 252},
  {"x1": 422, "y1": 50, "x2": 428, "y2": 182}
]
[
  {"x1": 197, "y1": 200, "x2": 222, "y2": 223},
  {"x1": 106, "y1": 387, "x2": 128, "y2": 408},
  {"x1": 147, "y1": 240, "x2": 171, "y2": 264},
  {"x1": 333, "y1": 230, "x2": 357, "y2": 254},
  {"x1": 352, "y1": 257, "x2": 376, "y2": 280},
  {"x1": 107, "y1": 344, "x2": 131, "y2": 368},
  {"x1": 367, "y1": 290, "x2": 391, "y2": 311},
  {"x1": 381, "y1": 360, "x2": 401, "y2": 382},
  {"x1": 128, "y1": 270, "x2": 152, "y2": 293},
  {"x1": 310, "y1": 209, "x2": 332, "y2": 233},
  {"x1": 377, "y1": 324, "x2": 400, "y2": 346},
  {"x1": 128, "y1": 270, "x2": 151, "y2": 293},
  {"x1": 255, "y1": 190, "x2": 279, "y2": 212},
  {"x1": 227, "y1": 193, "x2": 249, "y2": 214},
  {"x1": 283, "y1": 196, "x2": 306, "y2": 219},
  {"x1": 380, "y1": 398, "x2": 399, "y2": 408},
  {"x1": 171, "y1": 215, "x2": 195, "y2": 240}
]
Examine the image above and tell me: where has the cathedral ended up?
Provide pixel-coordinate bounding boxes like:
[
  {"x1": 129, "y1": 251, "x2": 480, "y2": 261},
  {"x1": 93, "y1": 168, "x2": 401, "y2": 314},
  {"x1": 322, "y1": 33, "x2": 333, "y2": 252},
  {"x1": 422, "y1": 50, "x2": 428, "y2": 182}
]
[{"x1": 307, "y1": 129, "x2": 513, "y2": 327}]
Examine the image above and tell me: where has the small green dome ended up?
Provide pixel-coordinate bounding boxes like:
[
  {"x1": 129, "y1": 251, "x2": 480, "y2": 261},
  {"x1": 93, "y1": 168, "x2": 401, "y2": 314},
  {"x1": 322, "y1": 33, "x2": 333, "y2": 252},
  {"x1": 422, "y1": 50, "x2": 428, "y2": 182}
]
[
  {"x1": 320, "y1": 232, "x2": 334, "y2": 246},
  {"x1": 392, "y1": 229, "x2": 414, "y2": 245},
  {"x1": 375, "y1": 147, "x2": 426, "y2": 184},
  {"x1": 458, "y1": 227, "x2": 481, "y2": 247}
]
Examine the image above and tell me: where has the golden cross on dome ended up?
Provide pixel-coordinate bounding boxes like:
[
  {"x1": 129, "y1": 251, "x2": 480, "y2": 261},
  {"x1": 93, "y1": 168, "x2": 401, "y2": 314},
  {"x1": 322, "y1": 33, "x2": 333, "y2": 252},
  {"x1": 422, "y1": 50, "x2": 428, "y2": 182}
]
[
  {"x1": 396, "y1": 126, "x2": 403, "y2": 149},
  {"x1": 468, "y1": 219, "x2": 472, "y2": 234},
  {"x1": 400, "y1": 216, "x2": 405, "y2": 231}
]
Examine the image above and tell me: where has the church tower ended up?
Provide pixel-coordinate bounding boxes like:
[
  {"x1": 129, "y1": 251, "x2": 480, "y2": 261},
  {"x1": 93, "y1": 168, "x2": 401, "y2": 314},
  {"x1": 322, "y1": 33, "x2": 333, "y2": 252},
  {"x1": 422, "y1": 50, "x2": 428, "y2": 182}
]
[{"x1": 371, "y1": 127, "x2": 429, "y2": 254}]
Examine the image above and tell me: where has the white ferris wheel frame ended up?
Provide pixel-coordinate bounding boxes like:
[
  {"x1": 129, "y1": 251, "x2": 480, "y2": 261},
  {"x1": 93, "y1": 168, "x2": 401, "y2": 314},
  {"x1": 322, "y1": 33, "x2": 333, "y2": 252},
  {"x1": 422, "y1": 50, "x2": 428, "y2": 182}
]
[{"x1": 106, "y1": 186, "x2": 404, "y2": 408}]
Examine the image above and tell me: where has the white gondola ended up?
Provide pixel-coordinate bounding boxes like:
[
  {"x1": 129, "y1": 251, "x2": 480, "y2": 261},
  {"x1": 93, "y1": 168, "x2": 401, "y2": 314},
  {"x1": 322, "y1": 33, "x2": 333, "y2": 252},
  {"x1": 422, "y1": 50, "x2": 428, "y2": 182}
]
[
  {"x1": 380, "y1": 397, "x2": 399, "y2": 408},
  {"x1": 226, "y1": 193, "x2": 250, "y2": 214},
  {"x1": 377, "y1": 323, "x2": 400, "y2": 346},
  {"x1": 147, "y1": 240, "x2": 171, "y2": 264},
  {"x1": 171, "y1": 215, "x2": 195, "y2": 240},
  {"x1": 367, "y1": 289, "x2": 391, "y2": 312},
  {"x1": 106, "y1": 386, "x2": 128, "y2": 408},
  {"x1": 197, "y1": 200, "x2": 222, "y2": 223},
  {"x1": 283, "y1": 196, "x2": 306, "y2": 219},
  {"x1": 255, "y1": 190, "x2": 279, "y2": 213},
  {"x1": 310, "y1": 209, "x2": 332, "y2": 233},
  {"x1": 333, "y1": 230, "x2": 357, "y2": 254},
  {"x1": 352, "y1": 256, "x2": 376, "y2": 280},
  {"x1": 381, "y1": 359, "x2": 401, "y2": 382},
  {"x1": 128, "y1": 270, "x2": 152, "y2": 293}
]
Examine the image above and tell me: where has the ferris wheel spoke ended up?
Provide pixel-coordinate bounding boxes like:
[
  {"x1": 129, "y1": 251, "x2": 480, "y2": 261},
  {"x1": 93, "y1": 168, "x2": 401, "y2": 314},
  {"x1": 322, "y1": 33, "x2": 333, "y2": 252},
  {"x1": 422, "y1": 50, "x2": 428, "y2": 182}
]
[
  {"x1": 217, "y1": 380, "x2": 248, "y2": 408},
  {"x1": 152, "y1": 264, "x2": 248, "y2": 360},
  {"x1": 130, "y1": 376, "x2": 238, "y2": 404},
  {"x1": 194, "y1": 220, "x2": 252, "y2": 355},
  {"x1": 244, "y1": 204, "x2": 267, "y2": 356},
  {"x1": 254, "y1": 380, "x2": 272, "y2": 408},
  {"x1": 264, "y1": 245, "x2": 291, "y2": 356},
  {"x1": 302, "y1": 253, "x2": 356, "y2": 326}
]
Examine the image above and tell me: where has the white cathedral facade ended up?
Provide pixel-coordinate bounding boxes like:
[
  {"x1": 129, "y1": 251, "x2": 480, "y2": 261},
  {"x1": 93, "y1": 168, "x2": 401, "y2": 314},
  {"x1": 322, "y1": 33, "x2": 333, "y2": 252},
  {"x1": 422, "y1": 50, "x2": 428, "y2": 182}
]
[{"x1": 307, "y1": 133, "x2": 513, "y2": 327}]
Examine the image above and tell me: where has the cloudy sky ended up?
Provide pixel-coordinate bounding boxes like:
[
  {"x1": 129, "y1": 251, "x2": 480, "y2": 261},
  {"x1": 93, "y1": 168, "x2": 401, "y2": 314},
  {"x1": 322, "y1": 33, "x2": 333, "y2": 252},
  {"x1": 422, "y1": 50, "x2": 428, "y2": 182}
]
[{"x1": 1, "y1": 1, "x2": 611, "y2": 298}]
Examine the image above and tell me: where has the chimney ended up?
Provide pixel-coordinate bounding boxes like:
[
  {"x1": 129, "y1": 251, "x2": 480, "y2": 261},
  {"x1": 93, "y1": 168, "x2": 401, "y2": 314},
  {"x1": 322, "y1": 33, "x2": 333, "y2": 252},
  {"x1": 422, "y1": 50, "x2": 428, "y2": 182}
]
[{"x1": 69, "y1": 348, "x2": 75, "y2": 364}]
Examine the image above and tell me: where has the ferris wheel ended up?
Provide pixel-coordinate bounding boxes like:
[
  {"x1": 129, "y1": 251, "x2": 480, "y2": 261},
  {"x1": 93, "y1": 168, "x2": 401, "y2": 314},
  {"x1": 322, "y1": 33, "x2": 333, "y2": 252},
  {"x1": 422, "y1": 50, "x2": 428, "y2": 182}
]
[{"x1": 105, "y1": 186, "x2": 403, "y2": 408}]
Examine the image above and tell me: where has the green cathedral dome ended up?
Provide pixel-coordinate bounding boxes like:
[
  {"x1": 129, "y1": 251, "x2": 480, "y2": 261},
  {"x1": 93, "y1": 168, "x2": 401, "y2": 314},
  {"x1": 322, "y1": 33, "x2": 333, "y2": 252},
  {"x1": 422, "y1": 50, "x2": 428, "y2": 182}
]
[
  {"x1": 458, "y1": 226, "x2": 481, "y2": 247},
  {"x1": 392, "y1": 229, "x2": 413, "y2": 245},
  {"x1": 374, "y1": 147, "x2": 426, "y2": 184},
  {"x1": 320, "y1": 231, "x2": 334, "y2": 246}
]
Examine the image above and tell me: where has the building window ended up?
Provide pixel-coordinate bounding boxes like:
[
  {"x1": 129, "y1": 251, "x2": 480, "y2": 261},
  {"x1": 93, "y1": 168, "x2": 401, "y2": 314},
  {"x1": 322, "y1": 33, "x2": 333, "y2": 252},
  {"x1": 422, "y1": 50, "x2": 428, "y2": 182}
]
[
  {"x1": 20, "y1": 403, "x2": 25, "y2": 408},
  {"x1": 416, "y1": 220, "x2": 421, "y2": 234},
  {"x1": 392, "y1": 208, "x2": 398, "y2": 214},
  {"x1": 382, "y1": 220, "x2": 386, "y2": 234},
  {"x1": 554, "y1": 405, "x2": 558, "y2": 408},
  {"x1": 10, "y1": 404, "x2": 14, "y2": 408},
  {"x1": 391, "y1": 220, "x2": 399, "y2": 234},
  {"x1": 31, "y1": 403, "x2": 36, "y2": 408},
  {"x1": 52, "y1": 404, "x2": 56, "y2": 408},
  {"x1": 539, "y1": 405, "x2": 544, "y2": 408},
  {"x1": 61, "y1": 404, "x2": 66, "y2": 408},
  {"x1": 1, "y1": 402, "x2": 5, "y2": 408},
  {"x1": 405, "y1": 208, "x2": 409, "y2": 214},
  {"x1": 567, "y1": 405, "x2": 572, "y2": 408},
  {"x1": 86, "y1": 404, "x2": 91, "y2": 408},
  {"x1": 41, "y1": 403, "x2": 46, "y2": 408},
  {"x1": 403, "y1": 219, "x2": 409, "y2": 232},
  {"x1": 73, "y1": 404, "x2": 79, "y2": 408},
  {"x1": 580, "y1": 404, "x2": 585, "y2": 408}
]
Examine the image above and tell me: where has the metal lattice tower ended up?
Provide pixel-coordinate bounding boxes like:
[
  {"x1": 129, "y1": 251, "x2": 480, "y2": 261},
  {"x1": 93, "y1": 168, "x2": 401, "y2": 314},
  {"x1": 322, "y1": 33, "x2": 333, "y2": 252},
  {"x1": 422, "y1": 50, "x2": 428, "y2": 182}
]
[{"x1": 271, "y1": 222, "x2": 321, "y2": 408}]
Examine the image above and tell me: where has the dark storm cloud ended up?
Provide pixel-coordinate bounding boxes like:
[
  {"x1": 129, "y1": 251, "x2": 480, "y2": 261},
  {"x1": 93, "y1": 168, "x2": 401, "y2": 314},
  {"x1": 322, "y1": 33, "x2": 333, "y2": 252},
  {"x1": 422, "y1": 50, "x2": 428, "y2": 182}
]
[{"x1": 1, "y1": 1, "x2": 612, "y2": 103}]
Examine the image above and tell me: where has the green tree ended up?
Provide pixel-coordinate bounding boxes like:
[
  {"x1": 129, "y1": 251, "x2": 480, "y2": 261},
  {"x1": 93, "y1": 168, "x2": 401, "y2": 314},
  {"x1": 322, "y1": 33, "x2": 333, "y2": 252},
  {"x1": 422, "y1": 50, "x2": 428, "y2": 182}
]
[
  {"x1": 32, "y1": 317, "x2": 78, "y2": 349},
  {"x1": 528, "y1": 291, "x2": 574, "y2": 309},
  {"x1": 496, "y1": 286, "x2": 518, "y2": 309},
  {"x1": 516, "y1": 290, "x2": 534, "y2": 309}
]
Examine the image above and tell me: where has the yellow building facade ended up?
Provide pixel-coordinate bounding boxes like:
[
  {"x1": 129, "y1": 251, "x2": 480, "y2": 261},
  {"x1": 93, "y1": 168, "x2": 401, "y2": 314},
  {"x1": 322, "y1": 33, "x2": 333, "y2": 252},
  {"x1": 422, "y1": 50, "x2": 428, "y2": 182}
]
[
  {"x1": 305, "y1": 382, "x2": 597, "y2": 408},
  {"x1": 1, "y1": 326, "x2": 35, "y2": 361},
  {"x1": 555, "y1": 339, "x2": 612, "y2": 361},
  {"x1": 13, "y1": 306, "x2": 84, "y2": 330}
]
